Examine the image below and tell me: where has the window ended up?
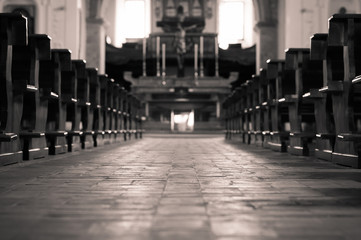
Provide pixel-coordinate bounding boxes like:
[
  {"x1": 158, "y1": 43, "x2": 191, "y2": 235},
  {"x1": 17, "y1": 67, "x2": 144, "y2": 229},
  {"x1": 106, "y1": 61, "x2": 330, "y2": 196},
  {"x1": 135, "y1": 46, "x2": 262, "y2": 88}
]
[
  {"x1": 218, "y1": 0, "x2": 253, "y2": 49},
  {"x1": 115, "y1": 0, "x2": 150, "y2": 46}
]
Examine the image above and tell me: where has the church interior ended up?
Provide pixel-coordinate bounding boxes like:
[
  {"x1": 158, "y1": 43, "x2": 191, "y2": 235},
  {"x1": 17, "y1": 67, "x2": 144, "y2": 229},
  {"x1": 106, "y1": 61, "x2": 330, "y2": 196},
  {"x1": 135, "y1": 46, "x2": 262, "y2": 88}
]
[{"x1": 2, "y1": 0, "x2": 361, "y2": 239}]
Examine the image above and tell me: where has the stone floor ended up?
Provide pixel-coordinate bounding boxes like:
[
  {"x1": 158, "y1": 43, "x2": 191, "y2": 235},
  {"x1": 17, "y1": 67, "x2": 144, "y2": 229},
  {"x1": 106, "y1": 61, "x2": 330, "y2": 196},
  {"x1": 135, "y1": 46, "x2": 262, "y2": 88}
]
[{"x1": 1, "y1": 134, "x2": 361, "y2": 240}]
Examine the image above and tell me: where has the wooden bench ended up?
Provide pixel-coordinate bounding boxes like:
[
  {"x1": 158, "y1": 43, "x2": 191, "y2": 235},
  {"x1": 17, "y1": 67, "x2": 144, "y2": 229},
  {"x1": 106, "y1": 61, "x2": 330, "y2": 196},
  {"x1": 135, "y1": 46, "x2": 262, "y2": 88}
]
[
  {"x1": 98, "y1": 75, "x2": 109, "y2": 144},
  {"x1": 0, "y1": 13, "x2": 27, "y2": 165},
  {"x1": 222, "y1": 96, "x2": 234, "y2": 140},
  {"x1": 249, "y1": 75, "x2": 263, "y2": 146},
  {"x1": 13, "y1": 34, "x2": 51, "y2": 160},
  {"x1": 123, "y1": 93, "x2": 131, "y2": 141},
  {"x1": 133, "y1": 97, "x2": 143, "y2": 139},
  {"x1": 130, "y1": 95, "x2": 142, "y2": 139},
  {"x1": 266, "y1": 59, "x2": 289, "y2": 152},
  {"x1": 239, "y1": 83, "x2": 249, "y2": 144},
  {"x1": 327, "y1": 14, "x2": 361, "y2": 168},
  {"x1": 119, "y1": 87, "x2": 128, "y2": 141},
  {"x1": 72, "y1": 60, "x2": 94, "y2": 149},
  {"x1": 244, "y1": 79, "x2": 253, "y2": 145},
  {"x1": 282, "y1": 48, "x2": 321, "y2": 156},
  {"x1": 0, "y1": 13, "x2": 144, "y2": 165},
  {"x1": 111, "y1": 82, "x2": 121, "y2": 142},
  {"x1": 52, "y1": 49, "x2": 81, "y2": 152},
  {"x1": 259, "y1": 69, "x2": 270, "y2": 148},
  {"x1": 40, "y1": 50, "x2": 68, "y2": 155},
  {"x1": 223, "y1": 91, "x2": 235, "y2": 140},
  {"x1": 107, "y1": 78, "x2": 118, "y2": 143},
  {"x1": 303, "y1": 33, "x2": 335, "y2": 161},
  {"x1": 87, "y1": 68, "x2": 105, "y2": 147}
]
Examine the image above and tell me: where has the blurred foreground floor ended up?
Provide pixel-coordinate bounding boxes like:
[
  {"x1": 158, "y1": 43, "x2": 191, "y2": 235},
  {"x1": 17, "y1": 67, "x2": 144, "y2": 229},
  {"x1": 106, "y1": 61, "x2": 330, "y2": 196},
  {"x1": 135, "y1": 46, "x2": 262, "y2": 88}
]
[{"x1": 1, "y1": 134, "x2": 361, "y2": 240}]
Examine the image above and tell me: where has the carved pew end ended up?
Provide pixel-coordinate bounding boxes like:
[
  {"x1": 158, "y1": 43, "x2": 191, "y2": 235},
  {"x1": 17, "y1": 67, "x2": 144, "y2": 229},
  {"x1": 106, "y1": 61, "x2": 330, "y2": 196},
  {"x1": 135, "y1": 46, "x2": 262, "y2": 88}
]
[
  {"x1": 0, "y1": 133, "x2": 21, "y2": 166},
  {"x1": 0, "y1": 133, "x2": 18, "y2": 142},
  {"x1": 45, "y1": 131, "x2": 68, "y2": 155},
  {"x1": 288, "y1": 132, "x2": 316, "y2": 156},
  {"x1": 319, "y1": 81, "x2": 344, "y2": 93},
  {"x1": 66, "y1": 131, "x2": 83, "y2": 152},
  {"x1": 81, "y1": 131, "x2": 95, "y2": 149},
  {"x1": 20, "y1": 132, "x2": 47, "y2": 160},
  {"x1": 93, "y1": 130, "x2": 105, "y2": 147},
  {"x1": 268, "y1": 131, "x2": 289, "y2": 152}
]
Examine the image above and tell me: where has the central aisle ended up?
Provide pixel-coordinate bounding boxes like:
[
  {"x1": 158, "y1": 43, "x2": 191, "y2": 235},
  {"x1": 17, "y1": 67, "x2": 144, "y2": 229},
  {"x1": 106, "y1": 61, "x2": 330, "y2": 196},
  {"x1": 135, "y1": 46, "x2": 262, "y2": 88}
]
[{"x1": 1, "y1": 134, "x2": 361, "y2": 240}]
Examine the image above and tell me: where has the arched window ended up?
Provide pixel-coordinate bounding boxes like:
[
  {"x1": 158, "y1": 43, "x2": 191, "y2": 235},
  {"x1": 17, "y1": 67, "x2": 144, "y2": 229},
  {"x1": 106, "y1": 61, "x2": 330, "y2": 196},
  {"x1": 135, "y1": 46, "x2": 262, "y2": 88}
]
[
  {"x1": 115, "y1": 0, "x2": 151, "y2": 46},
  {"x1": 218, "y1": 0, "x2": 253, "y2": 49}
]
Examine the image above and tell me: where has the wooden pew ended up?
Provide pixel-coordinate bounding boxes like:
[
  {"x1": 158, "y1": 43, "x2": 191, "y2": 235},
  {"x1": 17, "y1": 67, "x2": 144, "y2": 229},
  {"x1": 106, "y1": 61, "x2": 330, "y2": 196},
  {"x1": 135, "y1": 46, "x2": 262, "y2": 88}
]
[
  {"x1": 224, "y1": 94, "x2": 238, "y2": 140},
  {"x1": 0, "y1": 13, "x2": 144, "y2": 166},
  {"x1": 259, "y1": 69, "x2": 271, "y2": 148},
  {"x1": 60, "y1": 58, "x2": 80, "y2": 152},
  {"x1": 225, "y1": 96, "x2": 234, "y2": 140},
  {"x1": 244, "y1": 79, "x2": 253, "y2": 144},
  {"x1": 119, "y1": 87, "x2": 127, "y2": 141},
  {"x1": 99, "y1": 75, "x2": 112, "y2": 144},
  {"x1": 77, "y1": 67, "x2": 96, "y2": 149},
  {"x1": 87, "y1": 68, "x2": 104, "y2": 147},
  {"x1": 51, "y1": 49, "x2": 81, "y2": 152},
  {"x1": 131, "y1": 96, "x2": 141, "y2": 139},
  {"x1": 111, "y1": 82, "x2": 121, "y2": 142},
  {"x1": 0, "y1": 13, "x2": 27, "y2": 165},
  {"x1": 282, "y1": 48, "x2": 322, "y2": 156},
  {"x1": 72, "y1": 60, "x2": 94, "y2": 149},
  {"x1": 123, "y1": 92, "x2": 131, "y2": 141},
  {"x1": 115, "y1": 86, "x2": 124, "y2": 141},
  {"x1": 232, "y1": 89, "x2": 242, "y2": 141},
  {"x1": 107, "y1": 78, "x2": 118, "y2": 143},
  {"x1": 239, "y1": 84, "x2": 249, "y2": 144},
  {"x1": 134, "y1": 97, "x2": 143, "y2": 139},
  {"x1": 13, "y1": 34, "x2": 51, "y2": 160},
  {"x1": 127, "y1": 94, "x2": 134, "y2": 140},
  {"x1": 266, "y1": 59, "x2": 289, "y2": 152},
  {"x1": 249, "y1": 75, "x2": 263, "y2": 146},
  {"x1": 327, "y1": 14, "x2": 361, "y2": 168},
  {"x1": 38, "y1": 50, "x2": 66, "y2": 155},
  {"x1": 129, "y1": 94, "x2": 136, "y2": 140},
  {"x1": 223, "y1": 92, "x2": 233, "y2": 140},
  {"x1": 303, "y1": 33, "x2": 336, "y2": 161}
]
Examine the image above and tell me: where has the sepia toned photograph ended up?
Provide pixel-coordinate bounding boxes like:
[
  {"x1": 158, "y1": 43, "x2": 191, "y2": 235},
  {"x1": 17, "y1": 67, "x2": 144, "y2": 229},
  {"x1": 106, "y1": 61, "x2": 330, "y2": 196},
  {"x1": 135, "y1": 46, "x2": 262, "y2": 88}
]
[{"x1": 1, "y1": 0, "x2": 361, "y2": 239}]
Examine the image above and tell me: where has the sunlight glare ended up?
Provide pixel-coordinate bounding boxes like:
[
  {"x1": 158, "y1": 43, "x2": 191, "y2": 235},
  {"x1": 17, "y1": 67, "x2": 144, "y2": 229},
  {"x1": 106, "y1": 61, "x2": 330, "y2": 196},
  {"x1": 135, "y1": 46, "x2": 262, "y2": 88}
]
[
  {"x1": 219, "y1": 1, "x2": 245, "y2": 48},
  {"x1": 124, "y1": 1, "x2": 145, "y2": 38}
]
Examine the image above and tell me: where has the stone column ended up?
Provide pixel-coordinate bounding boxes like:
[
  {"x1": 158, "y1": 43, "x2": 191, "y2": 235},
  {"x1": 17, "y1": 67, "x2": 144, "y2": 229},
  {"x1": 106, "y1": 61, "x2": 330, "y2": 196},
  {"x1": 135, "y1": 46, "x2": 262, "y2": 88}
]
[
  {"x1": 86, "y1": 17, "x2": 106, "y2": 74},
  {"x1": 254, "y1": 21, "x2": 278, "y2": 72},
  {"x1": 145, "y1": 102, "x2": 149, "y2": 117}
]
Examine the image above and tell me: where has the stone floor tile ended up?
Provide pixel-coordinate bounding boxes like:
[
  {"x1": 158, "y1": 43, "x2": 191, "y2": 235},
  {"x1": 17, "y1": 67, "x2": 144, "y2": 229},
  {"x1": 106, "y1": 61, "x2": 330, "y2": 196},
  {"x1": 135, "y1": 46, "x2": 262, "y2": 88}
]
[{"x1": 0, "y1": 134, "x2": 361, "y2": 240}]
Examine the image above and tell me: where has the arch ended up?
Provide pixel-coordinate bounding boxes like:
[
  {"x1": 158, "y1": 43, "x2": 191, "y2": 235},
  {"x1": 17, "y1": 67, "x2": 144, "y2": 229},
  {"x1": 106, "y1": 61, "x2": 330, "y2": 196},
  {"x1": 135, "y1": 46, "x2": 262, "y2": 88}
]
[{"x1": 253, "y1": 0, "x2": 278, "y2": 25}]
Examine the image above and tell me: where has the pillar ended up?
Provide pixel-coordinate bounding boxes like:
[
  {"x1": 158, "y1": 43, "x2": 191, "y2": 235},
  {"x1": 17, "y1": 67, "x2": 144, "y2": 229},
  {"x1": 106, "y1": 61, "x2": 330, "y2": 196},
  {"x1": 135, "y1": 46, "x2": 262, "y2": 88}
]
[
  {"x1": 145, "y1": 102, "x2": 149, "y2": 117},
  {"x1": 254, "y1": 21, "x2": 278, "y2": 72},
  {"x1": 86, "y1": 17, "x2": 106, "y2": 74}
]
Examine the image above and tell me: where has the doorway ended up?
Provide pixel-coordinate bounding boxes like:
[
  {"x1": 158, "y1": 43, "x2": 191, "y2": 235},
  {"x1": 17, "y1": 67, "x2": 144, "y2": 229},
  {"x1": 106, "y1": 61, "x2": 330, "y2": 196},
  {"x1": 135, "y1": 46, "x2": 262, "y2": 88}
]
[{"x1": 171, "y1": 110, "x2": 194, "y2": 132}]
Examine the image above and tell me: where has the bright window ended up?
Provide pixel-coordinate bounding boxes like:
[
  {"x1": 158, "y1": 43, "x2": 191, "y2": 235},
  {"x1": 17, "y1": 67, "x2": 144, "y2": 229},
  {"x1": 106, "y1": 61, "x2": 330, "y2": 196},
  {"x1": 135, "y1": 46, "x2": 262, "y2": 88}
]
[
  {"x1": 124, "y1": 0, "x2": 145, "y2": 38},
  {"x1": 115, "y1": 0, "x2": 150, "y2": 46},
  {"x1": 218, "y1": 0, "x2": 253, "y2": 49}
]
